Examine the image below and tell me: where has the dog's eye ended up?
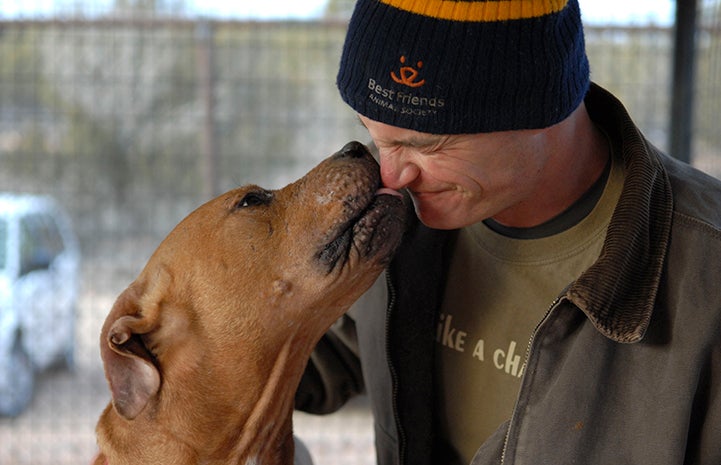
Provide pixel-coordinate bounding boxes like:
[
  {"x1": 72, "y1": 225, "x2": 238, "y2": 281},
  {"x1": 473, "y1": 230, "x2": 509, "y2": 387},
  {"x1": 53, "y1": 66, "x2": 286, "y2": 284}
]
[{"x1": 236, "y1": 190, "x2": 272, "y2": 209}]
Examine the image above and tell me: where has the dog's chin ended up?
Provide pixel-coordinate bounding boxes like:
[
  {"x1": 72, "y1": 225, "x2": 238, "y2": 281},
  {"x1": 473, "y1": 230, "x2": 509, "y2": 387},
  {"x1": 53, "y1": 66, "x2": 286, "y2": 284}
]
[{"x1": 318, "y1": 191, "x2": 406, "y2": 273}]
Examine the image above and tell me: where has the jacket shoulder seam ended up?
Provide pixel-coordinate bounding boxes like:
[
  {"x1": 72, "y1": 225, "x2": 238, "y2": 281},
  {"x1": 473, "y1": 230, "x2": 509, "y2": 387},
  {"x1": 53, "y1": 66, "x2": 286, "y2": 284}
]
[{"x1": 673, "y1": 210, "x2": 721, "y2": 240}]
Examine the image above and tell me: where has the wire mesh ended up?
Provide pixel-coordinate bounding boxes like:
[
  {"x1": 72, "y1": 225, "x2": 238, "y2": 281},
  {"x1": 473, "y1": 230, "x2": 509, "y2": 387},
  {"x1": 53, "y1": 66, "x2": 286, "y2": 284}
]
[{"x1": 0, "y1": 5, "x2": 720, "y2": 465}]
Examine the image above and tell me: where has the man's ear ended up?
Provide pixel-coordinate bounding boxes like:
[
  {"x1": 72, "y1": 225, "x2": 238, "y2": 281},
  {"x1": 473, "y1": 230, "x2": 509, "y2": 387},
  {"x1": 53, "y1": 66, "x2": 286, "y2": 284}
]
[{"x1": 99, "y1": 268, "x2": 171, "y2": 420}]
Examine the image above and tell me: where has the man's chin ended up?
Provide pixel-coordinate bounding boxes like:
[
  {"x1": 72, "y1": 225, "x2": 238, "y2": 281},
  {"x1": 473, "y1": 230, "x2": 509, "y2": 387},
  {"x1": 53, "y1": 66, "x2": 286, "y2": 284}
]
[
  {"x1": 411, "y1": 193, "x2": 482, "y2": 230},
  {"x1": 420, "y1": 207, "x2": 492, "y2": 231},
  {"x1": 415, "y1": 205, "x2": 461, "y2": 230}
]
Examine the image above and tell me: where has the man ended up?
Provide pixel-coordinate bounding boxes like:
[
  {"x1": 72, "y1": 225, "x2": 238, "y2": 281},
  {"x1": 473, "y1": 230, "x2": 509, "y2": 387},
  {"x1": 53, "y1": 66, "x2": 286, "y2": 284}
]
[{"x1": 296, "y1": 1, "x2": 721, "y2": 464}]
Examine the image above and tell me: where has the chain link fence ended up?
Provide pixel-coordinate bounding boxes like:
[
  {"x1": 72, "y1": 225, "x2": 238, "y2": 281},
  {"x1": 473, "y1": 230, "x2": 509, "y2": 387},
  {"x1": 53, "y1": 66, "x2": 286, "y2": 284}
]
[{"x1": 0, "y1": 6, "x2": 720, "y2": 465}]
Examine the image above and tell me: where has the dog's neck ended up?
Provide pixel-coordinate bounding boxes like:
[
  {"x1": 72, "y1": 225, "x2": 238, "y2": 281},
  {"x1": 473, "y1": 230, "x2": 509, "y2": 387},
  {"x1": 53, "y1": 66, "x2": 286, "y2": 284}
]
[
  {"x1": 96, "y1": 335, "x2": 314, "y2": 465},
  {"x1": 227, "y1": 338, "x2": 301, "y2": 463}
]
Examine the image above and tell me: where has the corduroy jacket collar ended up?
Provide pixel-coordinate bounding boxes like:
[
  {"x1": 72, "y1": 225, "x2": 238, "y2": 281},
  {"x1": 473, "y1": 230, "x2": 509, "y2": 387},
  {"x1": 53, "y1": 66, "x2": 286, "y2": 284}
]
[{"x1": 567, "y1": 83, "x2": 673, "y2": 343}]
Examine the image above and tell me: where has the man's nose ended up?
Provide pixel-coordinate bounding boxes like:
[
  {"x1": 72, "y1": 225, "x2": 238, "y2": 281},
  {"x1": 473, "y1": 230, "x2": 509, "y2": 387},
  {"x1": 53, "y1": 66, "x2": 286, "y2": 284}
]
[{"x1": 379, "y1": 149, "x2": 421, "y2": 190}]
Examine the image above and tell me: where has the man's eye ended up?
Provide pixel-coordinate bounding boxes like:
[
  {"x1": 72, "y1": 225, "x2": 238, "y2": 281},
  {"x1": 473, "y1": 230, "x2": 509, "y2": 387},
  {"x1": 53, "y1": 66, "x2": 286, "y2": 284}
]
[{"x1": 236, "y1": 190, "x2": 272, "y2": 209}]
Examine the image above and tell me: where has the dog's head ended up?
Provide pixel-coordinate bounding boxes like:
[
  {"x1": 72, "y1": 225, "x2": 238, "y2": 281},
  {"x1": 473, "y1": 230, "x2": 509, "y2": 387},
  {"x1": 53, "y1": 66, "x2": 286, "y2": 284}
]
[{"x1": 99, "y1": 141, "x2": 406, "y2": 422}]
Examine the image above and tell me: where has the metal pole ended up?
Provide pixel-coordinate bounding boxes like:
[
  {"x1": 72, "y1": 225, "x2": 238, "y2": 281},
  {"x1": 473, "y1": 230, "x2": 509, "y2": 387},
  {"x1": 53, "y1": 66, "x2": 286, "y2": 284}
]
[
  {"x1": 196, "y1": 20, "x2": 220, "y2": 199},
  {"x1": 669, "y1": 0, "x2": 698, "y2": 164}
]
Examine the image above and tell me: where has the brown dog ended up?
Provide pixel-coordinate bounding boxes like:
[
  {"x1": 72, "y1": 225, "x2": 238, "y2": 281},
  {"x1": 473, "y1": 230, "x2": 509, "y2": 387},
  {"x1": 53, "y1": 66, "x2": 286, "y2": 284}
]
[{"x1": 93, "y1": 141, "x2": 406, "y2": 465}]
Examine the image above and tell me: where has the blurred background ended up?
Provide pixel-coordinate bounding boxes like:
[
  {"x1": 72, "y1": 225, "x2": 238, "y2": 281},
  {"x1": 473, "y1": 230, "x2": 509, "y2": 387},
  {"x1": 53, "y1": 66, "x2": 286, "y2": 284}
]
[{"x1": 0, "y1": 0, "x2": 720, "y2": 464}]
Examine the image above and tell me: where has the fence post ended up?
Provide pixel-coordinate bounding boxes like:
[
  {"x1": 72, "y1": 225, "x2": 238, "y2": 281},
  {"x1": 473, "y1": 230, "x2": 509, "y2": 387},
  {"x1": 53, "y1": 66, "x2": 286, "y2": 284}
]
[
  {"x1": 669, "y1": 0, "x2": 697, "y2": 164},
  {"x1": 196, "y1": 20, "x2": 220, "y2": 199}
]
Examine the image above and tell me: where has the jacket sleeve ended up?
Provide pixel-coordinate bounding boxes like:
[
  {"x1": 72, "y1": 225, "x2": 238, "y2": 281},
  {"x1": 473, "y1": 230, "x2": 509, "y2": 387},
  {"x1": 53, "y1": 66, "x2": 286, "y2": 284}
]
[{"x1": 689, "y1": 340, "x2": 721, "y2": 465}]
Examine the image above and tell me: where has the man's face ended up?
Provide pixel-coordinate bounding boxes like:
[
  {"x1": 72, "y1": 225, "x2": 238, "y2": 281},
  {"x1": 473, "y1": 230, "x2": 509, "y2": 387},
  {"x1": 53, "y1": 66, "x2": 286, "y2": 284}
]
[{"x1": 359, "y1": 115, "x2": 551, "y2": 230}]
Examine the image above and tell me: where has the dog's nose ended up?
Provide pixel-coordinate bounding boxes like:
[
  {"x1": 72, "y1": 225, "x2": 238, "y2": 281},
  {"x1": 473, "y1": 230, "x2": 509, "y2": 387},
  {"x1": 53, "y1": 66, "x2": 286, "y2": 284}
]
[{"x1": 337, "y1": 141, "x2": 369, "y2": 159}]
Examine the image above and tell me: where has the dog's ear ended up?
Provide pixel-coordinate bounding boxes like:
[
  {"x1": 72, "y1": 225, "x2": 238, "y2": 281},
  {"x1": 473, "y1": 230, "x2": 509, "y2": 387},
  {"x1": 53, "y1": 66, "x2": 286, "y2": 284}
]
[{"x1": 100, "y1": 268, "x2": 171, "y2": 420}]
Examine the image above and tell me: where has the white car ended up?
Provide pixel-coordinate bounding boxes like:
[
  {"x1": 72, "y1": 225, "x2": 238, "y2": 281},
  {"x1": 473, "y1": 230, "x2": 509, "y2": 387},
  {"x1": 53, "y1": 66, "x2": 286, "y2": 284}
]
[{"x1": 0, "y1": 193, "x2": 80, "y2": 416}]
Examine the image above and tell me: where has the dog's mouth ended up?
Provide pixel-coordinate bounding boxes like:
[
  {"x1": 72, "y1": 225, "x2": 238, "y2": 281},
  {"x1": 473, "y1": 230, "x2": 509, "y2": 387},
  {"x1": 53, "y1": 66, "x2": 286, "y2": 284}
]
[
  {"x1": 317, "y1": 144, "x2": 407, "y2": 272},
  {"x1": 318, "y1": 188, "x2": 405, "y2": 271}
]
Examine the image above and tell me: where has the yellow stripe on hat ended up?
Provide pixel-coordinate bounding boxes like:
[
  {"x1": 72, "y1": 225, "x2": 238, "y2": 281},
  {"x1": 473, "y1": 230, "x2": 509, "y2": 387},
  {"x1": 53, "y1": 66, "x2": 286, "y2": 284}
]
[{"x1": 378, "y1": 0, "x2": 568, "y2": 22}]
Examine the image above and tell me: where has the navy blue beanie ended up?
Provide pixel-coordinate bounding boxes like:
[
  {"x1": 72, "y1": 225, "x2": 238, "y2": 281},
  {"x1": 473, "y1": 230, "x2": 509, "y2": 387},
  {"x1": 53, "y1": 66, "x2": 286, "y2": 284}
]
[{"x1": 337, "y1": 0, "x2": 590, "y2": 134}]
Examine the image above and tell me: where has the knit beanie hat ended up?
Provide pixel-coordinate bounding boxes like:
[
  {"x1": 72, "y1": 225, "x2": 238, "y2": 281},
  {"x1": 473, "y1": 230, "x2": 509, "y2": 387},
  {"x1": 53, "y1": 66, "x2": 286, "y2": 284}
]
[{"x1": 337, "y1": 0, "x2": 590, "y2": 134}]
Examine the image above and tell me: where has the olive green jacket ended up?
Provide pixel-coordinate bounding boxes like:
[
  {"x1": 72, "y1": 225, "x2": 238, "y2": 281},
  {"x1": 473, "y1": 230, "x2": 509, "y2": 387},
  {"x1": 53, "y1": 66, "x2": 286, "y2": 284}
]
[{"x1": 296, "y1": 84, "x2": 721, "y2": 465}]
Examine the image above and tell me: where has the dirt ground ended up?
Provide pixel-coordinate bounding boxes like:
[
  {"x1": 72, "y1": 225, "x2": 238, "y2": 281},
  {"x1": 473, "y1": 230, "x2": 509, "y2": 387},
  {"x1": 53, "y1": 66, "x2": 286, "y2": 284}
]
[{"x1": 0, "y1": 262, "x2": 375, "y2": 465}]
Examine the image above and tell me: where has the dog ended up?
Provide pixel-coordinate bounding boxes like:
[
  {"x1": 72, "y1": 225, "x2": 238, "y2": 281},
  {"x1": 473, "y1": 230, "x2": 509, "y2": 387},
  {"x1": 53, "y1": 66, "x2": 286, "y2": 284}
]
[{"x1": 92, "y1": 141, "x2": 407, "y2": 465}]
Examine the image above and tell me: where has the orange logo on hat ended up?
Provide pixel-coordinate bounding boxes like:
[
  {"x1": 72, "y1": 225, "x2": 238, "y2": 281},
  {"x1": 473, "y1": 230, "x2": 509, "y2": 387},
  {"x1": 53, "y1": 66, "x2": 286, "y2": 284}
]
[{"x1": 391, "y1": 56, "x2": 425, "y2": 88}]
